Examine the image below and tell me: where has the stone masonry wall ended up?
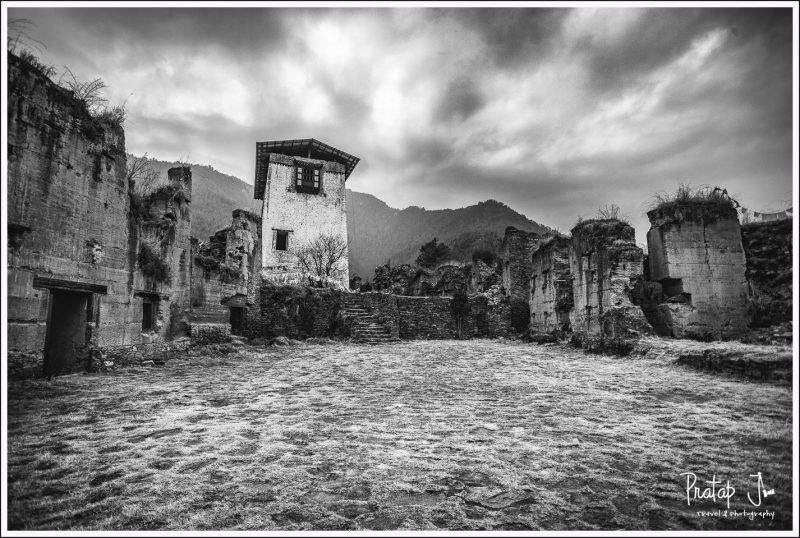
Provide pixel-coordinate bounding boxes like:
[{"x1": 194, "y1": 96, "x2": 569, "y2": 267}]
[
  {"x1": 740, "y1": 218, "x2": 793, "y2": 328},
  {"x1": 6, "y1": 54, "x2": 193, "y2": 378},
  {"x1": 191, "y1": 209, "x2": 261, "y2": 333},
  {"x1": 529, "y1": 235, "x2": 572, "y2": 334},
  {"x1": 260, "y1": 153, "x2": 349, "y2": 288},
  {"x1": 569, "y1": 219, "x2": 652, "y2": 343},
  {"x1": 647, "y1": 203, "x2": 751, "y2": 339},
  {"x1": 499, "y1": 226, "x2": 541, "y2": 301}
]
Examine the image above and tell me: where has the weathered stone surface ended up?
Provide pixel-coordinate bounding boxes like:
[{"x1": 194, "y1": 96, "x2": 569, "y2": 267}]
[
  {"x1": 530, "y1": 234, "x2": 572, "y2": 335},
  {"x1": 6, "y1": 53, "x2": 192, "y2": 378},
  {"x1": 259, "y1": 153, "x2": 349, "y2": 288},
  {"x1": 740, "y1": 218, "x2": 793, "y2": 328},
  {"x1": 499, "y1": 226, "x2": 542, "y2": 301},
  {"x1": 190, "y1": 323, "x2": 232, "y2": 345},
  {"x1": 568, "y1": 219, "x2": 653, "y2": 345},
  {"x1": 646, "y1": 205, "x2": 751, "y2": 340}
]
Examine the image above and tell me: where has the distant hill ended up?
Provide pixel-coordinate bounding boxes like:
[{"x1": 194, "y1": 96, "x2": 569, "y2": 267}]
[
  {"x1": 346, "y1": 191, "x2": 553, "y2": 281},
  {"x1": 127, "y1": 154, "x2": 257, "y2": 241},
  {"x1": 129, "y1": 155, "x2": 553, "y2": 277}
]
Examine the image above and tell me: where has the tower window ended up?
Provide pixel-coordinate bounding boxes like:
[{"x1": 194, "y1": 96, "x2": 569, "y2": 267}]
[
  {"x1": 295, "y1": 165, "x2": 321, "y2": 194},
  {"x1": 275, "y1": 230, "x2": 289, "y2": 251}
]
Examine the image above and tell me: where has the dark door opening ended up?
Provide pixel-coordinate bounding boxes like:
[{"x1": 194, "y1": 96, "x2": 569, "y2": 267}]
[
  {"x1": 43, "y1": 290, "x2": 89, "y2": 377},
  {"x1": 230, "y1": 307, "x2": 245, "y2": 335},
  {"x1": 142, "y1": 300, "x2": 156, "y2": 331}
]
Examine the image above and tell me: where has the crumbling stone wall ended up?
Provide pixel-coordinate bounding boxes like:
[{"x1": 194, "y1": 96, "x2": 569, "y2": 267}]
[
  {"x1": 372, "y1": 263, "x2": 418, "y2": 295},
  {"x1": 258, "y1": 153, "x2": 349, "y2": 287},
  {"x1": 191, "y1": 209, "x2": 261, "y2": 334},
  {"x1": 529, "y1": 235, "x2": 572, "y2": 335},
  {"x1": 499, "y1": 226, "x2": 542, "y2": 301},
  {"x1": 258, "y1": 285, "x2": 348, "y2": 339},
  {"x1": 646, "y1": 202, "x2": 751, "y2": 339},
  {"x1": 569, "y1": 219, "x2": 652, "y2": 345},
  {"x1": 6, "y1": 54, "x2": 193, "y2": 377},
  {"x1": 740, "y1": 218, "x2": 793, "y2": 328},
  {"x1": 133, "y1": 167, "x2": 193, "y2": 342}
]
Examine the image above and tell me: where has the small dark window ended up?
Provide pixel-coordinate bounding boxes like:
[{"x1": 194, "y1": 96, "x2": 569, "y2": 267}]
[
  {"x1": 275, "y1": 230, "x2": 288, "y2": 251},
  {"x1": 142, "y1": 300, "x2": 155, "y2": 331},
  {"x1": 295, "y1": 166, "x2": 321, "y2": 194}
]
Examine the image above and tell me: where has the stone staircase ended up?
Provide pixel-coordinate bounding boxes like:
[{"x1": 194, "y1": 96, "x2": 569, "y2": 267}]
[{"x1": 342, "y1": 297, "x2": 395, "y2": 344}]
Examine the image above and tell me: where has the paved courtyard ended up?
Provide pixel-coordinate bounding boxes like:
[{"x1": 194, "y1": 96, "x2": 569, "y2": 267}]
[{"x1": 6, "y1": 340, "x2": 793, "y2": 530}]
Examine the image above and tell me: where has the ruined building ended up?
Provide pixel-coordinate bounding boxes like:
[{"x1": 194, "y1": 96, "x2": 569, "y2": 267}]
[
  {"x1": 529, "y1": 234, "x2": 572, "y2": 335},
  {"x1": 6, "y1": 53, "x2": 192, "y2": 377},
  {"x1": 254, "y1": 139, "x2": 359, "y2": 289},
  {"x1": 568, "y1": 219, "x2": 652, "y2": 343},
  {"x1": 646, "y1": 199, "x2": 751, "y2": 339},
  {"x1": 499, "y1": 226, "x2": 541, "y2": 301},
  {"x1": 191, "y1": 209, "x2": 262, "y2": 335}
]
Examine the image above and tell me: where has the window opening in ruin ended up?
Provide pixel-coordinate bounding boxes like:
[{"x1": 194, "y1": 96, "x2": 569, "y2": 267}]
[
  {"x1": 142, "y1": 299, "x2": 156, "y2": 331},
  {"x1": 276, "y1": 230, "x2": 289, "y2": 251},
  {"x1": 230, "y1": 306, "x2": 245, "y2": 335},
  {"x1": 661, "y1": 278, "x2": 684, "y2": 297},
  {"x1": 531, "y1": 275, "x2": 537, "y2": 293},
  {"x1": 295, "y1": 165, "x2": 321, "y2": 194}
]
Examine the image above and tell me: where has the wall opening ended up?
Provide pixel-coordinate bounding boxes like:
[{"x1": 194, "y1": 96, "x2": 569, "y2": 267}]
[
  {"x1": 275, "y1": 230, "x2": 289, "y2": 251},
  {"x1": 43, "y1": 290, "x2": 89, "y2": 377},
  {"x1": 142, "y1": 299, "x2": 157, "y2": 331},
  {"x1": 230, "y1": 306, "x2": 245, "y2": 335}
]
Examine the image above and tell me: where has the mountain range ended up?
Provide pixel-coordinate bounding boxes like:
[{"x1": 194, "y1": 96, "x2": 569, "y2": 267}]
[{"x1": 131, "y1": 155, "x2": 552, "y2": 281}]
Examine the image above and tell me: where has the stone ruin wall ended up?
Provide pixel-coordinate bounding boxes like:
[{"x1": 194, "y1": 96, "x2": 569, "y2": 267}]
[
  {"x1": 568, "y1": 220, "x2": 653, "y2": 343},
  {"x1": 133, "y1": 166, "x2": 193, "y2": 343},
  {"x1": 6, "y1": 54, "x2": 192, "y2": 377},
  {"x1": 529, "y1": 235, "x2": 572, "y2": 335},
  {"x1": 646, "y1": 204, "x2": 751, "y2": 340},
  {"x1": 499, "y1": 226, "x2": 541, "y2": 301},
  {"x1": 190, "y1": 209, "x2": 262, "y2": 337},
  {"x1": 740, "y1": 218, "x2": 793, "y2": 327}
]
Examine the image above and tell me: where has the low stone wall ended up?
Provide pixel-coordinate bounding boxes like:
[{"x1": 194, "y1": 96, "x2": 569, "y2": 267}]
[
  {"x1": 344, "y1": 292, "x2": 400, "y2": 339},
  {"x1": 7, "y1": 338, "x2": 193, "y2": 379},
  {"x1": 251, "y1": 285, "x2": 517, "y2": 341},
  {"x1": 190, "y1": 323, "x2": 232, "y2": 345},
  {"x1": 397, "y1": 296, "x2": 460, "y2": 339},
  {"x1": 258, "y1": 285, "x2": 348, "y2": 339},
  {"x1": 676, "y1": 349, "x2": 792, "y2": 384}
]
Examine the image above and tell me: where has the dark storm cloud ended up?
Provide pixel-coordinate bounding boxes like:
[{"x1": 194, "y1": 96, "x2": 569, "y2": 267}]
[
  {"x1": 442, "y1": 8, "x2": 570, "y2": 68},
  {"x1": 576, "y1": 8, "x2": 792, "y2": 94},
  {"x1": 7, "y1": 6, "x2": 793, "y2": 236},
  {"x1": 23, "y1": 8, "x2": 291, "y2": 56},
  {"x1": 433, "y1": 76, "x2": 486, "y2": 123}
]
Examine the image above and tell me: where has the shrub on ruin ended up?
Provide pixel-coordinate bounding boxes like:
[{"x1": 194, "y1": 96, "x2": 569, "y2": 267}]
[
  {"x1": 471, "y1": 248, "x2": 497, "y2": 267},
  {"x1": 218, "y1": 265, "x2": 243, "y2": 284},
  {"x1": 649, "y1": 184, "x2": 739, "y2": 225},
  {"x1": 138, "y1": 243, "x2": 170, "y2": 283},
  {"x1": 416, "y1": 238, "x2": 451, "y2": 268}
]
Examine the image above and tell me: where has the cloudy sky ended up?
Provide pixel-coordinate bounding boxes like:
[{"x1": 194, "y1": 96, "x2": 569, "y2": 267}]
[{"x1": 8, "y1": 6, "x2": 795, "y2": 238}]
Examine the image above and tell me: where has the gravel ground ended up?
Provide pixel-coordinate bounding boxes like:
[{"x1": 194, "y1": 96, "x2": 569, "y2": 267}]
[{"x1": 5, "y1": 339, "x2": 794, "y2": 530}]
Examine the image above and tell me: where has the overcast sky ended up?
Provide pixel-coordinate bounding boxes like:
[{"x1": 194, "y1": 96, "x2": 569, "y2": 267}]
[{"x1": 8, "y1": 6, "x2": 795, "y2": 238}]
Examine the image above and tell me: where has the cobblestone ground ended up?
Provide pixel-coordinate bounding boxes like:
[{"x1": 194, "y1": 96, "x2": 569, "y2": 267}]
[{"x1": 6, "y1": 340, "x2": 794, "y2": 530}]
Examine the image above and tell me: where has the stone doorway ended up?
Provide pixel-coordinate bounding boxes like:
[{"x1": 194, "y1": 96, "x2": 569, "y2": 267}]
[
  {"x1": 230, "y1": 306, "x2": 245, "y2": 335},
  {"x1": 43, "y1": 290, "x2": 89, "y2": 377}
]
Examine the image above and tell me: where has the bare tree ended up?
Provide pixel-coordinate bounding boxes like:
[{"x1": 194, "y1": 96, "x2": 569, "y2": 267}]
[
  {"x1": 127, "y1": 153, "x2": 163, "y2": 196},
  {"x1": 294, "y1": 233, "x2": 348, "y2": 282},
  {"x1": 596, "y1": 203, "x2": 621, "y2": 220}
]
